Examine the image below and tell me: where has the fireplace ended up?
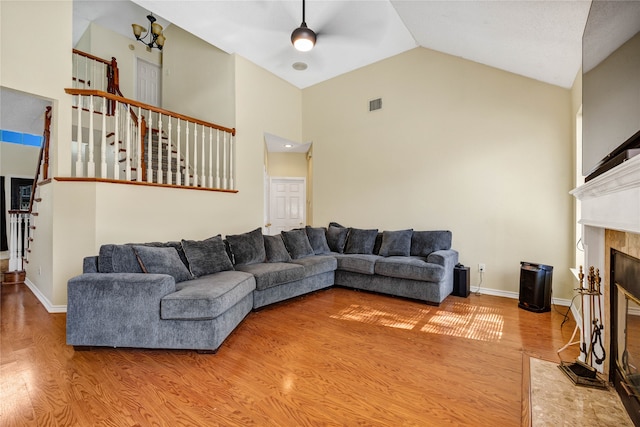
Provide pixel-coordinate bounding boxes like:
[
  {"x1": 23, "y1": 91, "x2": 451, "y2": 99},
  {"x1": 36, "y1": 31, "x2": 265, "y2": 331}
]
[{"x1": 611, "y1": 249, "x2": 640, "y2": 424}]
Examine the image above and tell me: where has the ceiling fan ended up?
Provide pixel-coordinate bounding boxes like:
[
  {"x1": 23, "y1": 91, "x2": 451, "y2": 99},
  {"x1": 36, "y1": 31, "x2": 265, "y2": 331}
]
[{"x1": 291, "y1": 0, "x2": 317, "y2": 52}]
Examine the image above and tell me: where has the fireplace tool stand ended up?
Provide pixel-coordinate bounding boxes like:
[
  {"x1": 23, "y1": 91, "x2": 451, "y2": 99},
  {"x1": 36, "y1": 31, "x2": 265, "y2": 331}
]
[{"x1": 558, "y1": 266, "x2": 608, "y2": 389}]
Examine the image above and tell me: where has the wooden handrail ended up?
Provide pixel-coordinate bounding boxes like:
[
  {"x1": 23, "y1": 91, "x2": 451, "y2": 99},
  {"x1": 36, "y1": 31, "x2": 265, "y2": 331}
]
[
  {"x1": 28, "y1": 106, "x2": 52, "y2": 214},
  {"x1": 64, "y1": 88, "x2": 236, "y2": 136},
  {"x1": 72, "y1": 49, "x2": 112, "y2": 66},
  {"x1": 8, "y1": 210, "x2": 30, "y2": 215}
]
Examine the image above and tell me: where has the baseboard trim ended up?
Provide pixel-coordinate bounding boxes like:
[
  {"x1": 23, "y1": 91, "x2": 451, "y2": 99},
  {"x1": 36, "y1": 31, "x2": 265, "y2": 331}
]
[
  {"x1": 469, "y1": 286, "x2": 574, "y2": 307},
  {"x1": 24, "y1": 278, "x2": 67, "y2": 313}
]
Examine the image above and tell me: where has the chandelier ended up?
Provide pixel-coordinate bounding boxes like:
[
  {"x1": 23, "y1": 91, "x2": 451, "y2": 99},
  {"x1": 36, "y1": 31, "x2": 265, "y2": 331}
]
[{"x1": 132, "y1": 14, "x2": 166, "y2": 50}]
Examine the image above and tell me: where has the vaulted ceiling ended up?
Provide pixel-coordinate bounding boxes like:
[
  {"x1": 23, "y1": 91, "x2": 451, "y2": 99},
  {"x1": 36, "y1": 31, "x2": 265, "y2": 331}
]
[{"x1": 74, "y1": 0, "x2": 593, "y2": 90}]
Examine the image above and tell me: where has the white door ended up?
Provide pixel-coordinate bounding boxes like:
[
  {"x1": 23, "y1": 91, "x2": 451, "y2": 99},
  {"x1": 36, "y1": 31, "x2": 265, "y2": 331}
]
[
  {"x1": 267, "y1": 177, "x2": 306, "y2": 235},
  {"x1": 137, "y1": 59, "x2": 161, "y2": 107}
]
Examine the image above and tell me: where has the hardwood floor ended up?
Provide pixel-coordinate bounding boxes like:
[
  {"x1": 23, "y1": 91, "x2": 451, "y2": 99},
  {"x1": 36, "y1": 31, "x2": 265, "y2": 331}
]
[{"x1": 1, "y1": 283, "x2": 578, "y2": 426}]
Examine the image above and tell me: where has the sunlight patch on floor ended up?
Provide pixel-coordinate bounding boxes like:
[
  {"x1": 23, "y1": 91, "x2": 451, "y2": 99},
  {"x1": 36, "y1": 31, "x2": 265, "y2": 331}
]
[{"x1": 331, "y1": 302, "x2": 504, "y2": 342}]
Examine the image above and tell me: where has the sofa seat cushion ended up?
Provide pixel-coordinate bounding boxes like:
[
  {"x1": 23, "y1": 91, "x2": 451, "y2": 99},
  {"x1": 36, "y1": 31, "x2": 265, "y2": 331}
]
[
  {"x1": 333, "y1": 253, "x2": 381, "y2": 275},
  {"x1": 235, "y1": 262, "x2": 305, "y2": 291},
  {"x1": 161, "y1": 271, "x2": 255, "y2": 320},
  {"x1": 291, "y1": 255, "x2": 337, "y2": 277},
  {"x1": 374, "y1": 256, "x2": 445, "y2": 282}
]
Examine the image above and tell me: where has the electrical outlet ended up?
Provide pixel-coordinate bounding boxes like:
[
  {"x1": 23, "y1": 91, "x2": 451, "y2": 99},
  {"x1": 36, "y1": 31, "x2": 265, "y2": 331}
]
[{"x1": 478, "y1": 263, "x2": 486, "y2": 273}]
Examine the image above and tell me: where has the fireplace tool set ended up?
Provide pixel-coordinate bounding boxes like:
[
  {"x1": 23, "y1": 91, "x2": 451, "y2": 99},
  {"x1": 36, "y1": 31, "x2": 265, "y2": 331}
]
[{"x1": 558, "y1": 266, "x2": 608, "y2": 389}]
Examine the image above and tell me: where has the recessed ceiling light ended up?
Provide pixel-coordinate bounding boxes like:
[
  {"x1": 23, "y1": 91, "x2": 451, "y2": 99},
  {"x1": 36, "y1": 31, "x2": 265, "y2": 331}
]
[
  {"x1": 284, "y1": 144, "x2": 294, "y2": 148},
  {"x1": 292, "y1": 62, "x2": 308, "y2": 71}
]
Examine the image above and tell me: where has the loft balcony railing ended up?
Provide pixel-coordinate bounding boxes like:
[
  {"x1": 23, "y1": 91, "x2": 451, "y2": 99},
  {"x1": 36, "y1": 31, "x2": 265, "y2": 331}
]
[{"x1": 65, "y1": 88, "x2": 237, "y2": 190}]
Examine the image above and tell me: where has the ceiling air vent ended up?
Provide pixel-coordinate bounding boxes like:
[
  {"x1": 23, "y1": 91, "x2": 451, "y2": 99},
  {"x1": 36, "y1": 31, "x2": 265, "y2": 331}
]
[{"x1": 369, "y1": 98, "x2": 382, "y2": 112}]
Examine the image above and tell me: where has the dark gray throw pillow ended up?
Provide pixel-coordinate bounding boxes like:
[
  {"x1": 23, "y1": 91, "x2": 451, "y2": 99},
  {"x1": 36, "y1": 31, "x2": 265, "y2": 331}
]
[
  {"x1": 281, "y1": 229, "x2": 315, "y2": 259},
  {"x1": 344, "y1": 228, "x2": 378, "y2": 254},
  {"x1": 181, "y1": 235, "x2": 234, "y2": 277},
  {"x1": 410, "y1": 230, "x2": 453, "y2": 257},
  {"x1": 305, "y1": 226, "x2": 331, "y2": 255},
  {"x1": 378, "y1": 229, "x2": 413, "y2": 257},
  {"x1": 98, "y1": 244, "x2": 143, "y2": 273},
  {"x1": 226, "y1": 228, "x2": 266, "y2": 266},
  {"x1": 132, "y1": 245, "x2": 193, "y2": 283},
  {"x1": 264, "y1": 234, "x2": 292, "y2": 263},
  {"x1": 326, "y1": 225, "x2": 349, "y2": 253}
]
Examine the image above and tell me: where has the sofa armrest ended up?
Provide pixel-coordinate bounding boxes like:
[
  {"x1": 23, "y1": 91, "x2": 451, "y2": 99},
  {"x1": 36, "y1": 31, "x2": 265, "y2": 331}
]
[
  {"x1": 83, "y1": 256, "x2": 99, "y2": 273},
  {"x1": 427, "y1": 249, "x2": 459, "y2": 269},
  {"x1": 66, "y1": 273, "x2": 176, "y2": 347}
]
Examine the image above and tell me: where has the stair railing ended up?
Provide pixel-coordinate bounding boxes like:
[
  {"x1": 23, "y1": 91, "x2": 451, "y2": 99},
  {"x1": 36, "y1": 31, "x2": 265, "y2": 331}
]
[
  {"x1": 65, "y1": 88, "x2": 236, "y2": 190},
  {"x1": 7, "y1": 106, "x2": 52, "y2": 273}
]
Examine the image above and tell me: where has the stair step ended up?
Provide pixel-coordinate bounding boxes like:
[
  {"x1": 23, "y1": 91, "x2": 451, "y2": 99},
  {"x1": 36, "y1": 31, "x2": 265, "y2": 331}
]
[
  {"x1": 31, "y1": 213, "x2": 38, "y2": 217},
  {"x1": 34, "y1": 198, "x2": 42, "y2": 203}
]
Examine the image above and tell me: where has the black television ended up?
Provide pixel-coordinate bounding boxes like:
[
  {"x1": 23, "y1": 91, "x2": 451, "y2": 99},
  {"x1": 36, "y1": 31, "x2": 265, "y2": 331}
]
[{"x1": 582, "y1": 1, "x2": 640, "y2": 181}]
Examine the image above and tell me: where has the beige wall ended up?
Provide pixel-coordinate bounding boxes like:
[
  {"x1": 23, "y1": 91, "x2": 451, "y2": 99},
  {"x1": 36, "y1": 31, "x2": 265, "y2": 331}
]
[
  {"x1": 304, "y1": 47, "x2": 575, "y2": 300},
  {"x1": 0, "y1": 142, "x2": 40, "y2": 178},
  {"x1": 267, "y1": 152, "x2": 308, "y2": 177},
  {"x1": 162, "y1": 25, "x2": 235, "y2": 127}
]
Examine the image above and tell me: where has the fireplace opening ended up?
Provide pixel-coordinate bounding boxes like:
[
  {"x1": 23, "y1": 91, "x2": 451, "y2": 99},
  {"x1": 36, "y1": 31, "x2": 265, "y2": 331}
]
[{"x1": 611, "y1": 249, "x2": 640, "y2": 425}]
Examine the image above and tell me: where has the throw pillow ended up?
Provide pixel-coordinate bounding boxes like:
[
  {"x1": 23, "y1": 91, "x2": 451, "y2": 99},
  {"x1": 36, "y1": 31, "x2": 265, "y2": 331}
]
[
  {"x1": 410, "y1": 230, "x2": 453, "y2": 257},
  {"x1": 181, "y1": 235, "x2": 234, "y2": 277},
  {"x1": 281, "y1": 229, "x2": 315, "y2": 259},
  {"x1": 132, "y1": 245, "x2": 193, "y2": 283},
  {"x1": 226, "y1": 228, "x2": 266, "y2": 266},
  {"x1": 344, "y1": 228, "x2": 378, "y2": 254},
  {"x1": 98, "y1": 244, "x2": 143, "y2": 273},
  {"x1": 326, "y1": 225, "x2": 349, "y2": 253},
  {"x1": 305, "y1": 226, "x2": 331, "y2": 255},
  {"x1": 263, "y1": 234, "x2": 292, "y2": 263},
  {"x1": 378, "y1": 229, "x2": 413, "y2": 257}
]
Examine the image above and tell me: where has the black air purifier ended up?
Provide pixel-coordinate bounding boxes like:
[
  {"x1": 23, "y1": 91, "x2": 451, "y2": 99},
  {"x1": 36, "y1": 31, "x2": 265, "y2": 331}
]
[{"x1": 518, "y1": 262, "x2": 553, "y2": 313}]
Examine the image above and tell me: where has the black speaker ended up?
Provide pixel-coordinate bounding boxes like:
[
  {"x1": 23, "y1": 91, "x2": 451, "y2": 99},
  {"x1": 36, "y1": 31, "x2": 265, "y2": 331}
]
[
  {"x1": 518, "y1": 262, "x2": 553, "y2": 313},
  {"x1": 453, "y1": 265, "x2": 470, "y2": 297}
]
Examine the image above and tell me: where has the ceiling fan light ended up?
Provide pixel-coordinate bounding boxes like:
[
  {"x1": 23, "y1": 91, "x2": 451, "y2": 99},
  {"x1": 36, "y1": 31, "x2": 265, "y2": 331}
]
[{"x1": 291, "y1": 25, "x2": 316, "y2": 52}]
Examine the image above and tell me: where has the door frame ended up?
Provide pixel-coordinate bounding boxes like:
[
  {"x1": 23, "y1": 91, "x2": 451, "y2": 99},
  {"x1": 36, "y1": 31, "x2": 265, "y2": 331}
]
[{"x1": 265, "y1": 176, "x2": 306, "y2": 236}]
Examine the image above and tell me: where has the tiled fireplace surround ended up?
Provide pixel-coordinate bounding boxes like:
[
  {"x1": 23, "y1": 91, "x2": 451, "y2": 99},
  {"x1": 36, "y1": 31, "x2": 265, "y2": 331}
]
[{"x1": 571, "y1": 154, "x2": 640, "y2": 380}]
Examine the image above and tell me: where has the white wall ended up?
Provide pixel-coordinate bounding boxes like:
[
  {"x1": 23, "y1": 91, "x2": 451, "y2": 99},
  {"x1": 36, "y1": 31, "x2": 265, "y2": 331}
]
[
  {"x1": 304, "y1": 47, "x2": 575, "y2": 300},
  {"x1": 267, "y1": 152, "x2": 308, "y2": 177}
]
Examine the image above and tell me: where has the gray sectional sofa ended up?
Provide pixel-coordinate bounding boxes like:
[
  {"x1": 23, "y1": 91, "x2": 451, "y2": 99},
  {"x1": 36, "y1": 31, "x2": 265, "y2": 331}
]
[{"x1": 66, "y1": 225, "x2": 458, "y2": 352}]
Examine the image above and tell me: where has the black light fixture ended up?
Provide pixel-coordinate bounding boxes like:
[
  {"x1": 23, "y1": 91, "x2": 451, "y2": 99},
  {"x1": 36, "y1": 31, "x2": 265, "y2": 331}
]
[
  {"x1": 132, "y1": 14, "x2": 166, "y2": 50},
  {"x1": 291, "y1": 0, "x2": 316, "y2": 52}
]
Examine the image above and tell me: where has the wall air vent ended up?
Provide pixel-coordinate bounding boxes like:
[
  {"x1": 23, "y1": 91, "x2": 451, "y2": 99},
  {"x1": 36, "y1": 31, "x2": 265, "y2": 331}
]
[{"x1": 369, "y1": 98, "x2": 382, "y2": 112}]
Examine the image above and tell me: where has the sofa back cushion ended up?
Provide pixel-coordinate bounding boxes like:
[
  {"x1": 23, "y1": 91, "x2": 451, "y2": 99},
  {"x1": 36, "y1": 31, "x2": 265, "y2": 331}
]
[
  {"x1": 344, "y1": 228, "x2": 378, "y2": 255},
  {"x1": 410, "y1": 231, "x2": 452, "y2": 257},
  {"x1": 181, "y1": 235, "x2": 234, "y2": 277},
  {"x1": 226, "y1": 228, "x2": 267, "y2": 266},
  {"x1": 263, "y1": 234, "x2": 292, "y2": 263},
  {"x1": 281, "y1": 229, "x2": 315, "y2": 259},
  {"x1": 133, "y1": 245, "x2": 194, "y2": 283}
]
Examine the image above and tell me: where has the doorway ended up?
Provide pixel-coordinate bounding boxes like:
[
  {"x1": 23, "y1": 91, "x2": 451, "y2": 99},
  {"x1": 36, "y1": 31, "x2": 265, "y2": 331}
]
[
  {"x1": 266, "y1": 177, "x2": 306, "y2": 235},
  {"x1": 136, "y1": 58, "x2": 161, "y2": 107}
]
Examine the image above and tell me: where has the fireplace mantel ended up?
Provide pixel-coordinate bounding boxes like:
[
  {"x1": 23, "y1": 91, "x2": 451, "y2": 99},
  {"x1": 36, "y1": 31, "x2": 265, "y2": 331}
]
[{"x1": 571, "y1": 154, "x2": 640, "y2": 234}]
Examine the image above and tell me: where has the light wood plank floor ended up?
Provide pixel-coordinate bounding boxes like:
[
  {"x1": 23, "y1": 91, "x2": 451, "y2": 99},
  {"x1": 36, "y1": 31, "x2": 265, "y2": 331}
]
[{"x1": 1, "y1": 283, "x2": 578, "y2": 426}]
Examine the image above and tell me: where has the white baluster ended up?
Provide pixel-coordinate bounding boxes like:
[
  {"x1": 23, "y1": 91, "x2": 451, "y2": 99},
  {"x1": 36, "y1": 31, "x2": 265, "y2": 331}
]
[
  {"x1": 16, "y1": 214, "x2": 24, "y2": 271},
  {"x1": 8, "y1": 214, "x2": 17, "y2": 271},
  {"x1": 87, "y1": 95, "x2": 95, "y2": 177},
  {"x1": 192, "y1": 124, "x2": 198, "y2": 187},
  {"x1": 185, "y1": 123, "x2": 190, "y2": 186},
  {"x1": 136, "y1": 107, "x2": 142, "y2": 182},
  {"x1": 216, "y1": 130, "x2": 220, "y2": 189},
  {"x1": 100, "y1": 99, "x2": 107, "y2": 178},
  {"x1": 201, "y1": 124, "x2": 206, "y2": 187},
  {"x1": 176, "y1": 119, "x2": 182, "y2": 186},
  {"x1": 167, "y1": 118, "x2": 173, "y2": 185},
  {"x1": 157, "y1": 114, "x2": 163, "y2": 184},
  {"x1": 125, "y1": 105, "x2": 132, "y2": 181},
  {"x1": 113, "y1": 101, "x2": 120, "y2": 180},
  {"x1": 229, "y1": 134, "x2": 234, "y2": 190},
  {"x1": 223, "y1": 132, "x2": 228, "y2": 189},
  {"x1": 208, "y1": 127, "x2": 214, "y2": 188},
  {"x1": 75, "y1": 95, "x2": 83, "y2": 177},
  {"x1": 147, "y1": 112, "x2": 153, "y2": 183}
]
